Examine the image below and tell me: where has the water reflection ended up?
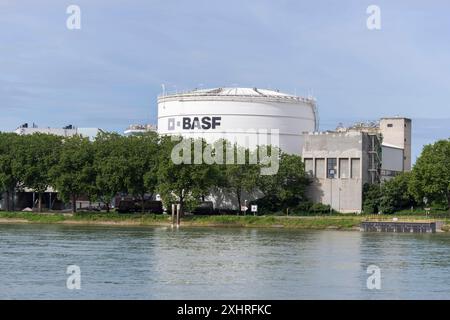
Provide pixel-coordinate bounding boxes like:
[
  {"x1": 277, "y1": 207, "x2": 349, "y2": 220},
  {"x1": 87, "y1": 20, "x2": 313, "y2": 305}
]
[{"x1": 0, "y1": 224, "x2": 450, "y2": 299}]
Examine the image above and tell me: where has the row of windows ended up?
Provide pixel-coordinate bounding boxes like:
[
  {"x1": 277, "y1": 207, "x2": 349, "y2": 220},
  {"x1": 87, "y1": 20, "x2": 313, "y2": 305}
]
[{"x1": 304, "y1": 158, "x2": 361, "y2": 179}]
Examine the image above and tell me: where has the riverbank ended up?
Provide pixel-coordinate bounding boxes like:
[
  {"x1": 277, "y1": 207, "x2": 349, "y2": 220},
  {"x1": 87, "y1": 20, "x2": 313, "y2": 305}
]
[{"x1": 0, "y1": 212, "x2": 449, "y2": 231}]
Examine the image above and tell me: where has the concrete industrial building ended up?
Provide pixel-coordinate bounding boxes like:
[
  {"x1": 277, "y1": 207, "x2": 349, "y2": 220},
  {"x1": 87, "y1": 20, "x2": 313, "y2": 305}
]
[
  {"x1": 334, "y1": 117, "x2": 411, "y2": 179},
  {"x1": 14, "y1": 123, "x2": 102, "y2": 141},
  {"x1": 379, "y1": 117, "x2": 412, "y2": 172},
  {"x1": 302, "y1": 117, "x2": 411, "y2": 213},
  {"x1": 124, "y1": 124, "x2": 157, "y2": 136},
  {"x1": 302, "y1": 131, "x2": 382, "y2": 213}
]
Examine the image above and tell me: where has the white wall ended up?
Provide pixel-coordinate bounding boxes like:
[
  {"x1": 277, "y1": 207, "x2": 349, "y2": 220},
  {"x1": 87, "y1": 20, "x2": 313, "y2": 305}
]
[{"x1": 382, "y1": 145, "x2": 404, "y2": 172}]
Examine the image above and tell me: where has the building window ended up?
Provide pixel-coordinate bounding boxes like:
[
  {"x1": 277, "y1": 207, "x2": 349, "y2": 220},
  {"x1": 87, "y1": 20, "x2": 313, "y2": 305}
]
[
  {"x1": 339, "y1": 158, "x2": 349, "y2": 179},
  {"x1": 351, "y1": 158, "x2": 361, "y2": 179},
  {"x1": 315, "y1": 158, "x2": 325, "y2": 178},
  {"x1": 327, "y1": 158, "x2": 337, "y2": 179},
  {"x1": 387, "y1": 123, "x2": 393, "y2": 128},
  {"x1": 304, "y1": 158, "x2": 313, "y2": 177}
]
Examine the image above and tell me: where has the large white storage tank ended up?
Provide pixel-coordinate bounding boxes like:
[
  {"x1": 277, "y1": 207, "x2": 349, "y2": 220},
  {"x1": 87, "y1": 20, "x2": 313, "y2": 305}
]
[{"x1": 157, "y1": 87, "x2": 318, "y2": 154}]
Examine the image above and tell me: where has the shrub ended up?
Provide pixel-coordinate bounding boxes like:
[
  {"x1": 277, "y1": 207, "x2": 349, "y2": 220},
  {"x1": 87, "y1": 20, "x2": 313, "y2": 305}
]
[
  {"x1": 363, "y1": 183, "x2": 381, "y2": 214},
  {"x1": 363, "y1": 202, "x2": 378, "y2": 214},
  {"x1": 295, "y1": 200, "x2": 313, "y2": 213},
  {"x1": 310, "y1": 203, "x2": 332, "y2": 214},
  {"x1": 250, "y1": 196, "x2": 282, "y2": 214}
]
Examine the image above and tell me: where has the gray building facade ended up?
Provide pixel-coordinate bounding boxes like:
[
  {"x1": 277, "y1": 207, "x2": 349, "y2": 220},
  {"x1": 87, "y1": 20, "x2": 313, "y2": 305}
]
[
  {"x1": 301, "y1": 117, "x2": 411, "y2": 213},
  {"x1": 302, "y1": 131, "x2": 381, "y2": 213}
]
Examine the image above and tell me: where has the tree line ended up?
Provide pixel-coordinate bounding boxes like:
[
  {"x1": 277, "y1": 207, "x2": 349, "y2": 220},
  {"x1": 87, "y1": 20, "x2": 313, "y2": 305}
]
[
  {"x1": 1, "y1": 131, "x2": 447, "y2": 215},
  {"x1": 0, "y1": 132, "x2": 310, "y2": 214}
]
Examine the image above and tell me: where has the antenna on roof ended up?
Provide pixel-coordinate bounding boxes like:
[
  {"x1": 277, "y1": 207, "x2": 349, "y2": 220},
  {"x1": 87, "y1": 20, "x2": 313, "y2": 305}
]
[{"x1": 161, "y1": 84, "x2": 166, "y2": 97}]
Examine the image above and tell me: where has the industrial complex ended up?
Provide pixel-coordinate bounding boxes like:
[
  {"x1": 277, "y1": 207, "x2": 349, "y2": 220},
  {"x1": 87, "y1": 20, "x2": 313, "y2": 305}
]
[
  {"x1": 8, "y1": 87, "x2": 411, "y2": 213},
  {"x1": 155, "y1": 87, "x2": 411, "y2": 213}
]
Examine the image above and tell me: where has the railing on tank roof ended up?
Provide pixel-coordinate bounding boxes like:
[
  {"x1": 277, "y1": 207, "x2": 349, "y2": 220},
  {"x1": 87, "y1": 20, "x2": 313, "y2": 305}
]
[{"x1": 158, "y1": 89, "x2": 317, "y2": 104}]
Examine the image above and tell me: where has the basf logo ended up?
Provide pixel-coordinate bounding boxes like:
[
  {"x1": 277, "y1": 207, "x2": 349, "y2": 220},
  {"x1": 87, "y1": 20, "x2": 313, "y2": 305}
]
[{"x1": 168, "y1": 117, "x2": 221, "y2": 131}]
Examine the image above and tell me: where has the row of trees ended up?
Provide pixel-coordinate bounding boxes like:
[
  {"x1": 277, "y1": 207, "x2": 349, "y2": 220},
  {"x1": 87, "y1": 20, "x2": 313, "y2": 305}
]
[
  {"x1": 363, "y1": 139, "x2": 450, "y2": 214},
  {"x1": 1, "y1": 131, "x2": 447, "y2": 215},
  {"x1": 0, "y1": 132, "x2": 310, "y2": 213}
]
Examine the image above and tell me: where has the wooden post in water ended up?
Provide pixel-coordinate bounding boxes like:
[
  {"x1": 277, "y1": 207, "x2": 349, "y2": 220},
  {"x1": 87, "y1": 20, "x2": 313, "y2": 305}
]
[
  {"x1": 171, "y1": 204, "x2": 175, "y2": 227},
  {"x1": 176, "y1": 204, "x2": 181, "y2": 228}
]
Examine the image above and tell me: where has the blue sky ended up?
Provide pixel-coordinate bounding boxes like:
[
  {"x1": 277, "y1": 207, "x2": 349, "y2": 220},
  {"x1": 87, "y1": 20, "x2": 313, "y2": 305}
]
[{"x1": 0, "y1": 0, "x2": 449, "y2": 161}]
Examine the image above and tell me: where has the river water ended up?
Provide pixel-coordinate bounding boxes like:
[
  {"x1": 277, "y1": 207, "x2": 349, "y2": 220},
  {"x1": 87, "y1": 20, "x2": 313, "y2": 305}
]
[{"x1": 0, "y1": 223, "x2": 449, "y2": 299}]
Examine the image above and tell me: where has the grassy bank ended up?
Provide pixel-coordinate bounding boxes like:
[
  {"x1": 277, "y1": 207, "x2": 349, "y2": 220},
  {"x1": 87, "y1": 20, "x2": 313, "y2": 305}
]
[
  {"x1": 0, "y1": 212, "x2": 363, "y2": 229},
  {"x1": 1, "y1": 211, "x2": 449, "y2": 230},
  {"x1": 0, "y1": 212, "x2": 169, "y2": 226},
  {"x1": 180, "y1": 215, "x2": 364, "y2": 229}
]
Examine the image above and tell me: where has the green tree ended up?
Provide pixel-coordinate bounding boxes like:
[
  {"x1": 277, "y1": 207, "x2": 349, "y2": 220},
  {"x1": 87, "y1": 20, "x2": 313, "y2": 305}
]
[
  {"x1": 195, "y1": 139, "x2": 225, "y2": 202},
  {"x1": 221, "y1": 144, "x2": 260, "y2": 213},
  {"x1": 157, "y1": 136, "x2": 216, "y2": 215},
  {"x1": 258, "y1": 149, "x2": 310, "y2": 211},
  {"x1": 92, "y1": 132, "x2": 129, "y2": 212},
  {"x1": 379, "y1": 172, "x2": 415, "y2": 214},
  {"x1": 125, "y1": 132, "x2": 160, "y2": 212},
  {"x1": 409, "y1": 139, "x2": 450, "y2": 211},
  {"x1": 362, "y1": 183, "x2": 382, "y2": 214},
  {"x1": 50, "y1": 135, "x2": 95, "y2": 213},
  {"x1": 16, "y1": 133, "x2": 63, "y2": 212},
  {"x1": 0, "y1": 133, "x2": 22, "y2": 211}
]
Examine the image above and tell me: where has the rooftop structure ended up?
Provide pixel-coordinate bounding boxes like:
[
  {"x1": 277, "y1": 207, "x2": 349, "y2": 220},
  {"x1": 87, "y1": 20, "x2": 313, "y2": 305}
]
[
  {"x1": 379, "y1": 117, "x2": 412, "y2": 171},
  {"x1": 14, "y1": 123, "x2": 102, "y2": 141},
  {"x1": 124, "y1": 124, "x2": 157, "y2": 136},
  {"x1": 335, "y1": 117, "x2": 412, "y2": 173}
]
